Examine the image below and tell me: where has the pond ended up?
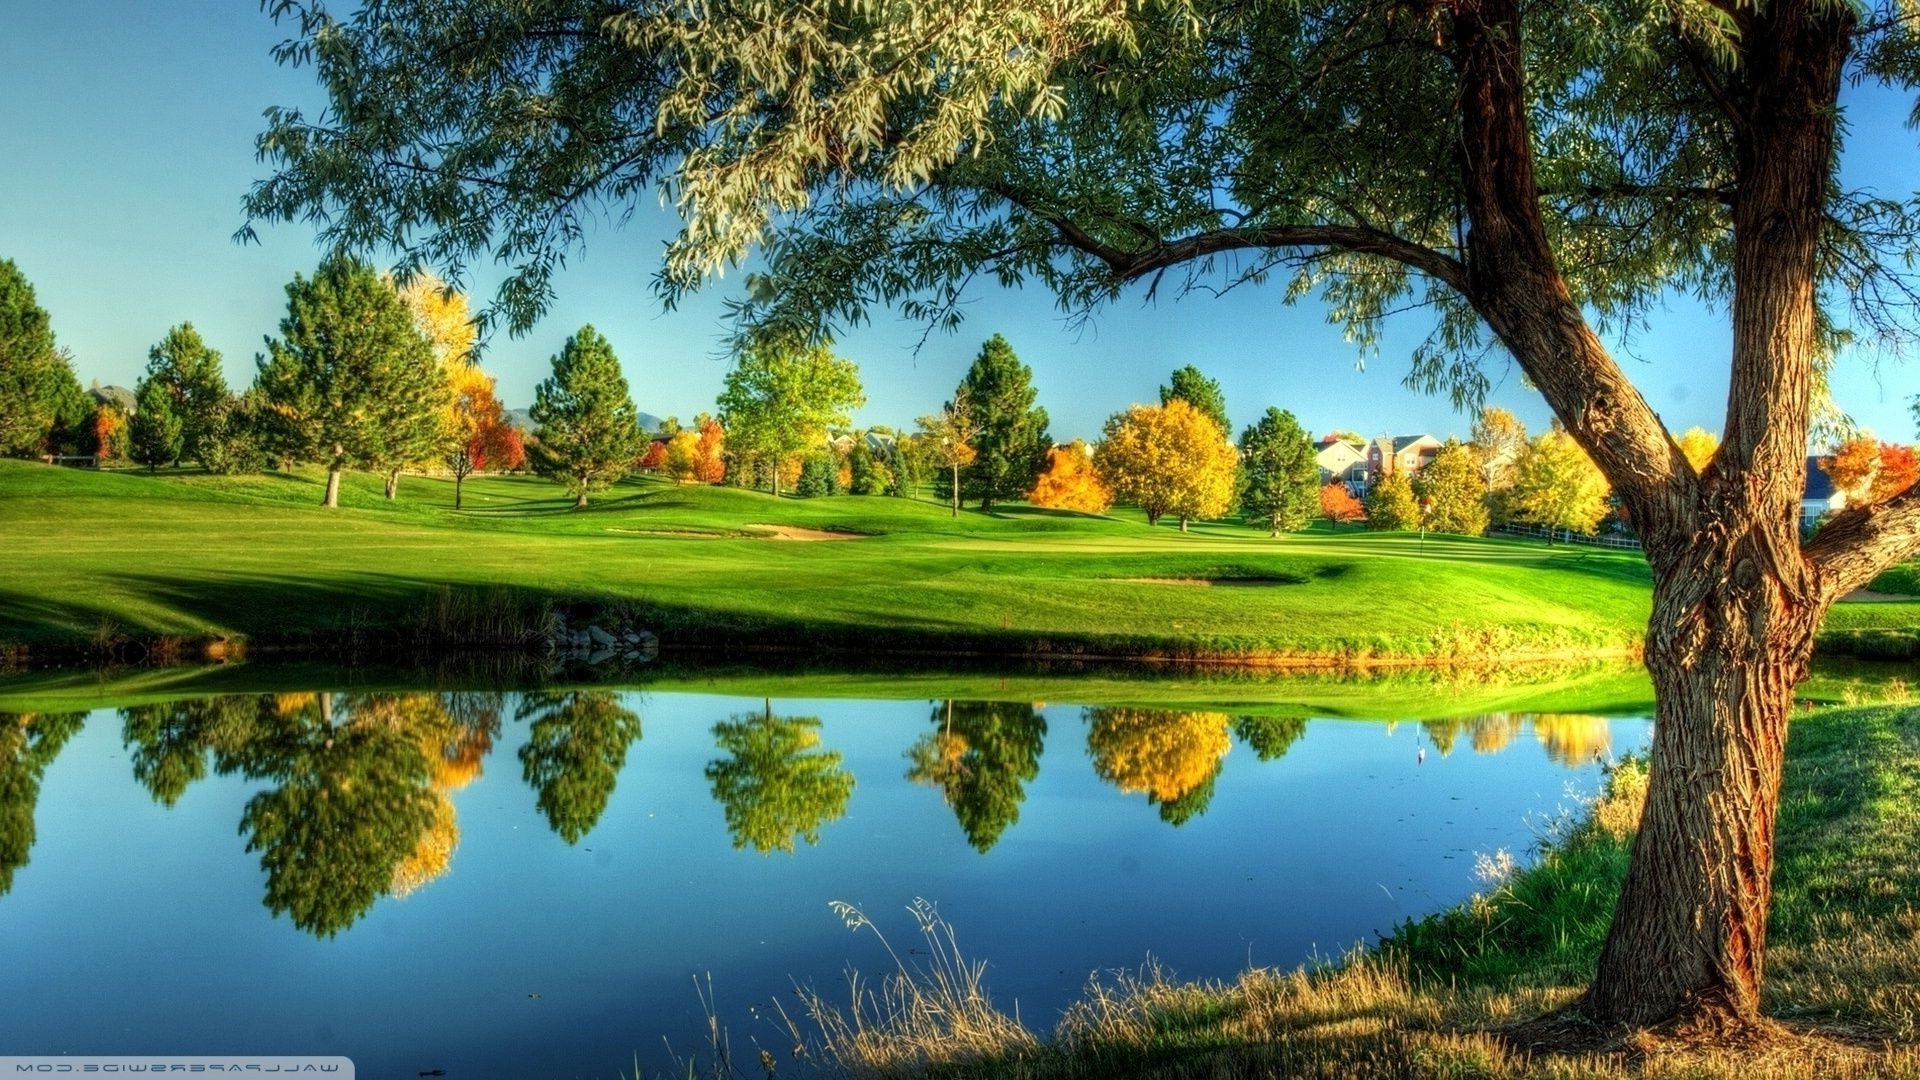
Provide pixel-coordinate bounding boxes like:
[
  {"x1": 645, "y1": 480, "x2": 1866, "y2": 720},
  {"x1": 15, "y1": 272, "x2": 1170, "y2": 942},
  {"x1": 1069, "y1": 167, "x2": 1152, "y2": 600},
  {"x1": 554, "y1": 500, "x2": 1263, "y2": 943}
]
[{"x1": 0, "y1": 672, "x2": 1652, "y2": 1078}]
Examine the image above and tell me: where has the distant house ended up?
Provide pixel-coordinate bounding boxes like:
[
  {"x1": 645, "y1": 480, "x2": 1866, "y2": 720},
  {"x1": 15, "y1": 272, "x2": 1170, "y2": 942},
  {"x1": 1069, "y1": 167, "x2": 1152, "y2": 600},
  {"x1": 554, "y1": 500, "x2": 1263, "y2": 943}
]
[
  {"x1": 1366, "y1": 434, "x2": 1443, "y2": 485},
  {"x1": 1803, "y1": 456, "x2": 1847, "y2": 528},
  {"x1": 1315, "y1": 438, "x2": 1367, "y2": 488}
]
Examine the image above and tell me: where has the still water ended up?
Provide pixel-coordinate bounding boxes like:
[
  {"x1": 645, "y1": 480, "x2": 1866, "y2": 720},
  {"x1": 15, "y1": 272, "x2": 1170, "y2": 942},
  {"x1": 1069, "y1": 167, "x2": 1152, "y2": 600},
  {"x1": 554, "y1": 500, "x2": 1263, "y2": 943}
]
[{"x1": 0, "y1": 684, "x2": 1649, "y2": 1078}]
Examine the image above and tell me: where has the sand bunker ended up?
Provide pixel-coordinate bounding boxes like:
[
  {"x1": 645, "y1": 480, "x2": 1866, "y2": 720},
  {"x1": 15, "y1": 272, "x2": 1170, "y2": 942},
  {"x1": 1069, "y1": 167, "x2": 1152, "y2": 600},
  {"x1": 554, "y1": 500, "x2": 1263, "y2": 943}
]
[{"x1": 745, "y1": 524, "x2": 871, "y2": 541}]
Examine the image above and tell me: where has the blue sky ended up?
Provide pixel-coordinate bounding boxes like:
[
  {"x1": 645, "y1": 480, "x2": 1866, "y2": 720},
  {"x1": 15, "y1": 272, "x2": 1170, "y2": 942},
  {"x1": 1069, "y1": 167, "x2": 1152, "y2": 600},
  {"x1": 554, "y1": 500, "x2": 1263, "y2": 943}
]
[{"x1": 1, "y1": 2, "x2": 1915, "y2": 445}]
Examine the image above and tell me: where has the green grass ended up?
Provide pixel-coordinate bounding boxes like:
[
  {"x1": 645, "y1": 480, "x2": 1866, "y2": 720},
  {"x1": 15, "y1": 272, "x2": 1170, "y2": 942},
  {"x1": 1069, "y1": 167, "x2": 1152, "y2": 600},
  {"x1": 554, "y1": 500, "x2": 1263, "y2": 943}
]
[
  {"x1": 764, "y1": 703, "x2": 1920, "y2": 1079},
  {"x1": 3, "y1": 459, "x2": 1915, "y2": 663}
]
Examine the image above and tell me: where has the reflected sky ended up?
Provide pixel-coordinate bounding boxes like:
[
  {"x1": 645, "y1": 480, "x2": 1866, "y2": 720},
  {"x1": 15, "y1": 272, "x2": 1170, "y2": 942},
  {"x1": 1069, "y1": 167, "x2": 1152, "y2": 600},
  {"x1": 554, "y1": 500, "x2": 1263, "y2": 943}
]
[{"x1": 0, "y1": 689, "x2": 1649, "y2": 1078}]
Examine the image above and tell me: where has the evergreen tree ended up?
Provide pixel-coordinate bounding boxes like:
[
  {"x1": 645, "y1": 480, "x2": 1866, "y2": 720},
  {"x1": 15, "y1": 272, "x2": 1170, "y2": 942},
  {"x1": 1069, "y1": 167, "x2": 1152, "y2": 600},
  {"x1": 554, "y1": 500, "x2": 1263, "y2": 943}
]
[
  {"x1": 1159, "y1": 365, "x2": 1230, "y2": 437},
  {"x1": 255, "y1": 256, "x2": 446, "y2": 507},
  {"x1": 142, "y1": 324, "x2": 230, "y2": 466},
  {"x1": 1238, "y1": 407, "x2": 1319, "y2": 536},
  {"x1": 847, "y1": 436, "x2": 891, "y2": 495},
  {"x1": 128, "y1": 377, "x2": 183, "y2": 472},
  {"x1": 0, "y1": 260, "x2": 80, "y2": 458},
  {"x1": 794, "y1": 451, "x2": 837, "y2": 497},
  {"x1": 955, "y1": 335, "x2": 1049, "y2": 510},
  {"x1": 1364, "y1": 471, "x2": 1420, "y2": 531},
  {"x1": 1415, "y1": 438, "x2": 1491, "y2": 535},
  {"x1": 201, "y1": 391, "x2": 269, "y2": 475},
  {"x1": 529, "y1": 325, "x2": 643, "y2": 508}
]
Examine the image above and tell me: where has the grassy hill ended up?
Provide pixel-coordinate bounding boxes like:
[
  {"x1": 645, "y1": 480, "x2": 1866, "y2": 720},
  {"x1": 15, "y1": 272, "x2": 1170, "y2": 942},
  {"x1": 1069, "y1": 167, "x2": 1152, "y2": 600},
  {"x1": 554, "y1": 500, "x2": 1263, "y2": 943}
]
[{"x1": 1, "y1": 459, "x2": 1913, "y2": 663}]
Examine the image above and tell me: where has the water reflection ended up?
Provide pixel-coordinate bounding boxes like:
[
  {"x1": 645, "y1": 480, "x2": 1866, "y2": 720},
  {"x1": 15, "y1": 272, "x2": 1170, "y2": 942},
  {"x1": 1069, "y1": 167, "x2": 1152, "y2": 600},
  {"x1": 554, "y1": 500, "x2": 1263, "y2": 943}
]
[
  {"x1": 905, "y1": 700, "x2": 1047, "y2": 852},
  {"x1": 1085, "y1": 708, "x2": 1233, "y2": 826},
  {"x1": 517, "y1": 691, "x2": 643, "y2": 844},
  {"x1": 3, "y1": 688, "x2": 1645, "y2": 938},
  {"x1": 705, "y1": 699, "x2": 855, "y2": 854},
  {"x1": 1, "y1": 712, "x2": 85, "y2": 896}
]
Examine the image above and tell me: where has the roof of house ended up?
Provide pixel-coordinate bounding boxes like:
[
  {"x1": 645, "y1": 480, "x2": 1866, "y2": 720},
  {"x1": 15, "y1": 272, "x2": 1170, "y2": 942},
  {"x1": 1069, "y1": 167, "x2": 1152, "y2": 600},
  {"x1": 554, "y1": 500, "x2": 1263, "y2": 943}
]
[
  {"x1": 1804, "y1": 457, "x2": 1836, "y2": 501},
  {"x1": 1393, "y1": 434, "x2": 1441, "y2": 452}
]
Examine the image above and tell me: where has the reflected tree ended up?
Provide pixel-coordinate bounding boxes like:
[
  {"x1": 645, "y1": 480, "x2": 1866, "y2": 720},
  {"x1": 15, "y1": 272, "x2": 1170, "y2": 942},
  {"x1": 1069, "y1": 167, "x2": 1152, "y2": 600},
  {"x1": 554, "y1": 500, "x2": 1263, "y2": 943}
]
[
  {"x1": 1421, "y1": 719, "x2": 1465, "y2": 758},
  {"x1": 228, "y1": 693, "x2": 439, "y2": 938},
  {"x1": 120, "y1": 695, "x2": 261, "y2": 806},
  {"x1": 1085, "y1": 708, "x2": 1231, "y2": 826},
  {"x1": 904, "y1": 700, "x2": 1046, "y2": 853},
  {"x1": 516, "y1": 691, "x2": 642, "y2": 845},
  {"x1": 0, "y1": 712, "x2": 85, "y2": 897},
  {"x1": 1230, "y1": 715, "x2": 1307, "y2": 762},
  {"x1": 706, "y1": 701, "x2": 853, "y2": 854},
  {"x1": 1533, "y1": 715, "x2": 1614, "y2": 767},
  {"x1": 1470, "y1": 715, "x2": 1524, "y2": 755}
]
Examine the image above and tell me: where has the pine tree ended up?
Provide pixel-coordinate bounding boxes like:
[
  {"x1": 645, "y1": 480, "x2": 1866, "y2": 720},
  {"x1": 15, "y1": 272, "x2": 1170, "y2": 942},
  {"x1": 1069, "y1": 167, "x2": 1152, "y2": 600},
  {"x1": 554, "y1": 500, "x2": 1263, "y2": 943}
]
[
  {"x1": 1238, "y1": 407, "x2": 1319, "y2": 536},
  {"x1": 0, "y1": 259, "x2": 79, "y2": 458},
  {"x1": 1159, "y1": 365, "x2": 1230, "y2": 437},
  {"x1": 255, "y1": 257, "x2": 446, "y2": 507},
  {"x1": 956, "y1": 335, "x2": 1049, "y2": 510},
  {"x1": 142, "y1": 324, "x2": 230, "y2": 466},
  {"x1": 128, "y1": 377, "x2": 183, "y2": 472},
  {"x1": 529, "y1": 326, "x2": 643, "y2": 508}
]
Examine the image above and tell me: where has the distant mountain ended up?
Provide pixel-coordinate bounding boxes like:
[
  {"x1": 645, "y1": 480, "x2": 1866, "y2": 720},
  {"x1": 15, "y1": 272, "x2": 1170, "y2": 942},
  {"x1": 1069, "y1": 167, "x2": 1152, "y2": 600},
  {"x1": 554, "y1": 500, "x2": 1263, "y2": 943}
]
[{"x1": 504, "y1": 408, "x2": 669, "y2": 436}]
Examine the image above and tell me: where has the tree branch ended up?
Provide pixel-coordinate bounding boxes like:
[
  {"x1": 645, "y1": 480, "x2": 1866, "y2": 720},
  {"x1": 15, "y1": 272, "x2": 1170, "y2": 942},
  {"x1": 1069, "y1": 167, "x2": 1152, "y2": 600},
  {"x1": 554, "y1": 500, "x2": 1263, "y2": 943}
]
[{"x1": 1804, "y1": 482, "x2": 1920, "y2": 599}]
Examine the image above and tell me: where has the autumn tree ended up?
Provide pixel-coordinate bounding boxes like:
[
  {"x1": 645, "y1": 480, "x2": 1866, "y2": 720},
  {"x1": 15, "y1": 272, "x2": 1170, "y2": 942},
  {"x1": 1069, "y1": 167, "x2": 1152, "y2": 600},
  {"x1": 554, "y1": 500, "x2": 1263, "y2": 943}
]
[
  {"x1": 1085, "y1": 708, "x2": 1232, "y2": 826},
  {"x1": 128, "y1": 376, "x2": 183, "y2": 472},
  {"x1": 250, "y1": 0, "x2": 1920, "y2": 1030},
  {"x1": 954, "y1": 335, "x2": 1050, "y2": 510},
  {"x1": 1159, "y1": 364, "x2": 1230, "y2": 436},
  {"x1": 141, "y1": 324, "x2": 230, "y2": 466},
  {"x1": 398, "y1": 273, "x2": 510, "y2": 508},
  {"x1": 1821, "y1": 437, "x2": 1920, "y2": 509},
  {"x1": 716, "y1": 335, "x2": 864, "y2": 499},
  {"x1": 529, "y1": 326, "x2": 643, "y2": 508},
  {"x1": 691, "y1": 416, "x2": 727, "y2": 484},
  {"x1": 255, "y1": 256, "x2": 447, "y2": 508},
  {"x1": 1363, "y1": 471, "x2": 1420, "y2": 532},
  {"x1": 1319, "y1": 483, "x2": 1365, "y2": 527},
  {"x1": 91, "y1": 404, "x2": 127, "y2": 464},
  {"x1": 1415, "y1": 438, "x2": 1491, "y2": 536},
  {"x1": 1097, "y1": 400, "x2": 1238, "y2": 531},
  {"x1": 916, "y1": 390, "x2": 979, "y2": 517},
  {"x1": 444, "y1": 363, "x2": 515, "y2": 509},
  {"x1": 1027, "y1": 439, "x2": 1112, "y2": 514},
  {"x1": 663, "y1": 429, "x2": 700, "y2": 482},
  {"x1": 1508, "y1": 430, "x2": 1613, "y2": 540},
  {"x1": 0, "y1": 260, "x2": 83, "y2": 458},
  {"x1": 1676, "y1": 427, "x2": 1722, "y2": 474},
  {"x1": 1238, "y1": 407, "x2": 1318, "y2": 536}
]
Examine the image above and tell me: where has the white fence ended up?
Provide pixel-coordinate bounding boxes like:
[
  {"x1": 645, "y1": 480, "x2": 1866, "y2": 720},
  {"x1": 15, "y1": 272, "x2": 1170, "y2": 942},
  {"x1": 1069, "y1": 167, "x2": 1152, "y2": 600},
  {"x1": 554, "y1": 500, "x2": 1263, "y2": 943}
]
[{"x1": 1488, "y1": 522, "x2": 1643, "y2": 550}]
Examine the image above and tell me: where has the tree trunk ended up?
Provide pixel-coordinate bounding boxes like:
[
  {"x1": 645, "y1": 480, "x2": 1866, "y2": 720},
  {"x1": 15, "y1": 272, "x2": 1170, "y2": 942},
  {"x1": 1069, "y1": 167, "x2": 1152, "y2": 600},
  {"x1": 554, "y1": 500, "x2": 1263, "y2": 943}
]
[
  {"x1": 384, "y1": 469, "x2": 400, "y2": 500},
  {"x1": 1179, "y1": 516, "x2": 1189, "y2": 533},
  {"x1": 322, "y1": 467, "x2": 341, "y2": 508},
  {"x1": 574, "y1": 489, "x2": 589, "y2": 509},
  {"x1": 1583, "y1": 533, "x2": 1823, "y2": 1028},
  {"x1": 950, "y1": 465, "x2": 959, "y2": 517},
  {"x1": 454, "y1": 471, "x2": 464, "y2": 510}
]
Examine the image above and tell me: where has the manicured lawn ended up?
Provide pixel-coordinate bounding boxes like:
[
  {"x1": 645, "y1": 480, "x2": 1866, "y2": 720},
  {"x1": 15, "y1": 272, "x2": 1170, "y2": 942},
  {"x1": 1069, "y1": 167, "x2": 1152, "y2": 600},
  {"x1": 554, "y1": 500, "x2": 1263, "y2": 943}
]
[{"x1": 2, "y1": 459, "x2": 1914, "y2": 661}]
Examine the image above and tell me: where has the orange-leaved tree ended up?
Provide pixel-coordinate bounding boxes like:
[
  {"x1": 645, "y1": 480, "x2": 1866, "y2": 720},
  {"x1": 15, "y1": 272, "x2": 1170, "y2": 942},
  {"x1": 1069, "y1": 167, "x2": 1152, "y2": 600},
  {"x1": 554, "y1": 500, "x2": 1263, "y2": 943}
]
[
  {"x1": 1028, "y1": 439, "x2": 1112, "y2": 514},
  {"x1": 1319, "y1": 482, "x2": 1365, "y2": 527}
]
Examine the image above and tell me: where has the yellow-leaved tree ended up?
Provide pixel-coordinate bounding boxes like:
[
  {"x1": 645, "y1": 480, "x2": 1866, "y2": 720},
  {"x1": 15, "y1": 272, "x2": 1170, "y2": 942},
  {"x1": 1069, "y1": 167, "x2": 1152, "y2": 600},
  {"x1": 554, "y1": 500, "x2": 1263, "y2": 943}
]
[
  {"x1": 1507, "y1": 429, "x2": 1613, "y2": 540},
  {"x1": 396, "y1": 273, "x2": 514, "y2": 508},
  {"x1": 1095, "y1": 400, "x2": 1238, "y2": 531},
  {"x1": 1085, "y1": 708, "x2": 1232, "y2": 826},
  {"x1": 1676, "y1": 427, "x2": 1721, "y2": 473},
  {"x1": 1027, "y1": 439, "x2": 1112, "y2": 514}
]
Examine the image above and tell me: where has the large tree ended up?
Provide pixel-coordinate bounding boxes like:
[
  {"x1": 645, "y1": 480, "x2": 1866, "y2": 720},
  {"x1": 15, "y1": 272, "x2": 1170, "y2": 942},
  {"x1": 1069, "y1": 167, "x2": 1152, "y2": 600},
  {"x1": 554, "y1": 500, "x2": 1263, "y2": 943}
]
[
  {"x1": 715, "y1": 335, "x2": 864, "y2": 499},
  {"x1": 0, "y1": 260, "x2": 83, "y2": 459},
  {"x1": 1415, "y1": 438, "x2": 1492, "y2": 536},
  {"x1": 248, "y1": 0, "x2": 1920, "y2": 1031},
  {"x1": 529, "y1": 326, "x2": 644, "y2": 508},
  {"x1": 954, "y1": 334, "x2": 1050, "y2": 511},
  {"x1": 1098, "y1": 400, "x2": 1239, "y2": 530},
  {"x1": 1238, "y1": 407, "x2": 1319, "y2": 536},
  {"x1": 255, "y1": 256, "x2": 447, "y2": 508},
  {"x1": 141, "y1": 324, "x2": 230, "y2": 466},
  {"x1": 128, "y1": 376, "x2": 183, "y2": 473}
]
